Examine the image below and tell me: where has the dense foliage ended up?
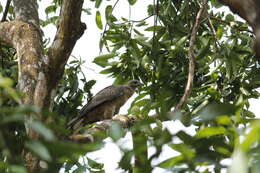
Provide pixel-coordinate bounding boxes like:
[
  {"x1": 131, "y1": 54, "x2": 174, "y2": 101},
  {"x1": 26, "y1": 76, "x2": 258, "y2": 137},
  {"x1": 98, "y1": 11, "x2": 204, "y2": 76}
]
[{"x1": 0, "y1": 0, "x2": 260, "y2": 173}]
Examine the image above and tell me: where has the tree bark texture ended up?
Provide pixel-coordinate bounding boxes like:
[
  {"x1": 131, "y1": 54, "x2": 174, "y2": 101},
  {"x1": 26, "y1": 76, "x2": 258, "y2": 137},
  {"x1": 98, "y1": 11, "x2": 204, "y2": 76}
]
[
  {"x1": 0, "y1": 0, "x2": 86, "y2": 172},
  {"x1": 219, "y1": 0, "x2": 260, "y2": 60}
]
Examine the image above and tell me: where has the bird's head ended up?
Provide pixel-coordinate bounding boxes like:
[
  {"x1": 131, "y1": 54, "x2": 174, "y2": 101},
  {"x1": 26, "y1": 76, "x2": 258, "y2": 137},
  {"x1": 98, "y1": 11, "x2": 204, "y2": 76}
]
[{"x1": 127, "y1": 80, "x2": 143, "y2": 90}]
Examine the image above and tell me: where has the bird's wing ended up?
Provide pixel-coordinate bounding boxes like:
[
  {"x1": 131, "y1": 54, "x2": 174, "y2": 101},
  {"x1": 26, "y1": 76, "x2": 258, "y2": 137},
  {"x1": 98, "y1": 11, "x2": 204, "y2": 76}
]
[{"x1": 67, "y1": 85, "x2": 124, "y2": 128}]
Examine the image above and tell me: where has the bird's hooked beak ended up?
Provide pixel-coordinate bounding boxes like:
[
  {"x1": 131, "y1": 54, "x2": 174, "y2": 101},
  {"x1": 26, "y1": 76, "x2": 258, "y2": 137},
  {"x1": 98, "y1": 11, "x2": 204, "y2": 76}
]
[{"x1": 137, "y1": 81, "x2": 144, "y2": 87}]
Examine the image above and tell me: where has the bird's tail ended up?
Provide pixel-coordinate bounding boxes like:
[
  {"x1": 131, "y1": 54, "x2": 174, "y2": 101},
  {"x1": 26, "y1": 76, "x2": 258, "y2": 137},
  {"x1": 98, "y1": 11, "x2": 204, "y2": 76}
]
[
  {"x1": 67, "y1": 116, "x2": 97, "y2": 134},
  {"x1": 66, "y1": 116, "x2": 85, "y2": 134}
]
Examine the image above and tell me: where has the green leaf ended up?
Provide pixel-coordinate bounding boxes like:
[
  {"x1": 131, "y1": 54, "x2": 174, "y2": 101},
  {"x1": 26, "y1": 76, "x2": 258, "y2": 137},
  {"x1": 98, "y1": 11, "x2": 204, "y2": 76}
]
[
  {"x1": 228, "y1": 149, "x2": 248, "y2": 173},
  {"x1": 25, "y1": 141, "x2": 52, "y2": 161},
  {"x1": 145, "y1": 25, "x2": 164, "y2": 32},
  {"x1": 158, "y1": 155, "x2": 184, "y2": 168},
  {"x1": 169, "y1": 143, "x2": 195, "y2": 159},
  {"x1": 0, "y1": 4, "x2": 3, "y2": 13},
  {"x1": 109, "y1": 122, "x2": 125, "y2": 141},
  {"x1": 196, "y1": 102, "x2": 237, "y2": 121},
  {"x1": 9, "y1": 166, "x2": 27, "y2": 173},
  {"x1": 119, "y1": 151, "x2": 134, "y2": 171},
  {"x1": 95, "y1": 0, "x2": 103, "y2": 8},
  {"x1": 225, "y1": 14, "x2": 234, "y2": 22},
  {"x1": 0, "y1": 76, "x2": 13, "y2": 87},
  {"x1": 241, "y1": 120, "x2": 260, "y2": 151},
  {"x1": 87, "y1": 157, "x2": 104, "y2": 169},
  {"x1": 93, "y1": 53, "x2": 116, "y2": 67},
  {"x1": 41, "y1": 16, "x2": 59, "y2": 26},
  {"x1": 211, "y1": 0, "x2": 223, "y2": 8},
  {"x1": 82, "y1": 8, "x2": 91, "y2": 15},
  {"x1": 105, "y1": 5, "x2": 112, "y2": 21},
  {"x1": 45, "y1": 5, "x2": 57, "y2": 14},
  {"x1": 129, "y1": 105, "x2": 140, "y2": 115},
  {"x1": 217, "y1": 27, "x2": 223, "y2": 39},
  {"x1": 95, "y1": 11, "x2": 103, "y2": 30},
  {"x1": 128, "y1": 0, "x2": 137, "y2": 5},
  {"x1": 99, "y1": 68, "x2": 113, "y2": 74},
  {"x1": 30, "y1": 121, "x2": 56, "y2": 141},
  {"x1": 83, "y1": 80, "x2": 96, "y2": 92},
  {"x1": 196, "y1": 126, "x2": 227, "y2": 138},
  {"x1": 176, "y1": 36, "x2": 188, "y2": 48},
  {"x1": 176, "y1": 131, "x2": 194, "y2": 144}
]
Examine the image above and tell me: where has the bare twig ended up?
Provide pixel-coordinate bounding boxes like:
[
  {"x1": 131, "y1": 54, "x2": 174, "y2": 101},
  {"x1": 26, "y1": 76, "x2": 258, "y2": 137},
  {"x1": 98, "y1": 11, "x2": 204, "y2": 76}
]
[
  {"x1": 209, "y1": 16, "x2": 254, "y2": 34},
  {"x1": 173, "y1": 0, "x2": 208, "y2": 112},
  {"x1": 207, "y1": 17, "x2": 221, "y2": 49},
  {"x1": 129, "y1": 15, "x2": 153, "y2": 23},
  {"x1": 1, "y1": 0, "x2": 12, "y2": 22}
]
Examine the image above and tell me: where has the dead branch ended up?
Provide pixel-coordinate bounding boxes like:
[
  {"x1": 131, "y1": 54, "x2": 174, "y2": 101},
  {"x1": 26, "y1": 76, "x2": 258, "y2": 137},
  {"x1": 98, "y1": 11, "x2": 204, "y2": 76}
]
[{"x1": 173, "y1": 0, "x2": 208, "y2": 112}]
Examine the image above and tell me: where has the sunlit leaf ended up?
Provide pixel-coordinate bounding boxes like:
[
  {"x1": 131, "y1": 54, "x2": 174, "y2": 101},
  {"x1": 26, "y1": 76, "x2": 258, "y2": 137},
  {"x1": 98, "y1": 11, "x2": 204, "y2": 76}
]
[
  {"x1": 217, "y1": 27, "x2": 223, "y2": 39},
  {"x1": 169, "y1": 143, "x2": 195, "y2": 159},
  {"x1": 228, "y1": 149, "x2": 248, "y2": 173},
  {"x1": 95, "y1": 11, "x2": 103, "y2": 30},
  {"x1": 158, "y1": 155, "x2": 184, "y2": 168},
  {"x1": 197, "y1": 126, "x2": 227, "y2": 138}
]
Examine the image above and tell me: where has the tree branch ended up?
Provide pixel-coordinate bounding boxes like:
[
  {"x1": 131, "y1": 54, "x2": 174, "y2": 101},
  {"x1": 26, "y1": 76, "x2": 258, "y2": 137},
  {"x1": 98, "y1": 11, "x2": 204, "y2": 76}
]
[
  {"x1": 173, "y1": 0, "x2": 208, "y2": 112},
  {"x1": 1, "y1": 0, "x2": 12, "y2": 22},
  {"x1": 13, "y1": 0, "x2": 40, "y2": 27},
  {"x1": 67, "y1": 112, "x2": 174, "y2": 143},
  {"x1": 209, "y1": 16, "x2": 254, "y2": 34},
  {"x1": 0, "y1": 19, "x2": 46, "y2": 173},
  {"x1": 47, "y1": 0, "x2": 86, "y2": 82},
  {"x1": 68, "y1": 115, "x2": 137, "y2": 143}
]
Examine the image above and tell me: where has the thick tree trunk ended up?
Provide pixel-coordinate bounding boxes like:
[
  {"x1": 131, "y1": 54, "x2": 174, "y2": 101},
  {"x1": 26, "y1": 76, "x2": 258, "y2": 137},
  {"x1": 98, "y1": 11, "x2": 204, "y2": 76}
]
[{"x1": 0, "y1": 0, "x2": 86, "y2": 172}]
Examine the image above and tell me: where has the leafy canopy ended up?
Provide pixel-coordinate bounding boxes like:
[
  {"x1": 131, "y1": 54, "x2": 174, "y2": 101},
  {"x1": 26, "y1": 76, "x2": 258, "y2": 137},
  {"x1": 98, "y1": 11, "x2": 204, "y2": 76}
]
[{"x1": 0, "y1": 0, "x2": 260, "y2": 173}]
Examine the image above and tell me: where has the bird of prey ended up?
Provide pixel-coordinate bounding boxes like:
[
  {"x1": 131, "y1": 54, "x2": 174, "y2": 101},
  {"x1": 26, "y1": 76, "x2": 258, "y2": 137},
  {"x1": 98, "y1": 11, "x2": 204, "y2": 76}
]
[{"x1": 67, "y1": 80, "x2": 143, "y2": 134}]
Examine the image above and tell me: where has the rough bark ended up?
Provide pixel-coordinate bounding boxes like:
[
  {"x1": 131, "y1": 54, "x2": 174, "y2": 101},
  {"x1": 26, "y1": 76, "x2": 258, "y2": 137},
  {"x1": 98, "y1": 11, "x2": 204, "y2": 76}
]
[
  {"x1": 0, "y1": 19, "x2": 46, "y2": 172},
  {"x1": 68, "y1": 115, "x2": 137, "y2": 143},
  {"x1": 13, "y1": 0, "x2": 40, "y2": 27},
  {"x1": 0, "y1": 0, "x2": 86, "y2": 172},
  {"x1": 219, "y1": 0, "x2": 260, "y2": 60}
]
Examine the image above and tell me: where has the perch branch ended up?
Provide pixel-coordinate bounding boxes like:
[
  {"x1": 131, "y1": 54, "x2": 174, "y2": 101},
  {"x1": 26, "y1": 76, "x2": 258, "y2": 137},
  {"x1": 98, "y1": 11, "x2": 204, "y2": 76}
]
[
  {"x1": 68, "y1": 115, "x2": 137, "y2": 143},
  {"x1": 68, "y1": 112, "x2": 173, "y2": 143},
  {"x1": 173, "y1": 0, "x2": 208, "y2": 112}
]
